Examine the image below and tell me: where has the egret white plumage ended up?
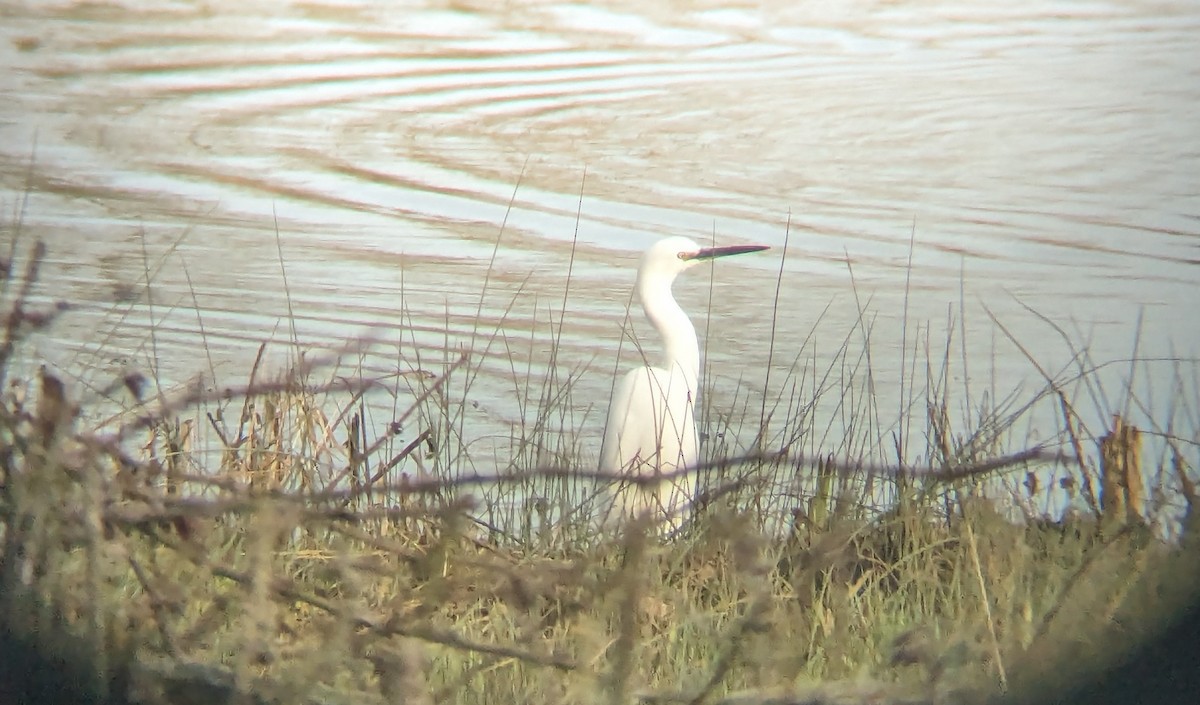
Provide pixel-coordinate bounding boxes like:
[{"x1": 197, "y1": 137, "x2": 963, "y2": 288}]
[{"x1": 600, "y1": 236, "x2": 769, "y2": 530}]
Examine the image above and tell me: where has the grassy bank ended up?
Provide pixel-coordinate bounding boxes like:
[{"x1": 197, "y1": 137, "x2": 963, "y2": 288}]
[{"x1": 1, "y1": 236, "x2": 1197, "y2": 705}]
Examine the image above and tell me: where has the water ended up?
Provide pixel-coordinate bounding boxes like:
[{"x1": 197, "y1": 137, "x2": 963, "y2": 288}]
[{"x1": 1, "y1": 0, "x2": 1197, "y2": 499}]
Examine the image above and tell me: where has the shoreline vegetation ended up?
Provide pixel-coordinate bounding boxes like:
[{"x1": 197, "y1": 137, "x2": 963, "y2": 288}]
[{"x1": 2, "y1": 234, "x2": 1198, "y2": 705}]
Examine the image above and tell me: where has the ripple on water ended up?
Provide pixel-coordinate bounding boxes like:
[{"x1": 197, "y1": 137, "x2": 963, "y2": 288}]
[{"x1": 0, "y1": 0, "x2": 1196, "y2": 469}]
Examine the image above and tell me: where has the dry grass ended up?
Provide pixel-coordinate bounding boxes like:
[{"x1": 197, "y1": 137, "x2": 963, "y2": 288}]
[{"x1": 1, "y1": 234, "x2": 1198, "y2": 705}]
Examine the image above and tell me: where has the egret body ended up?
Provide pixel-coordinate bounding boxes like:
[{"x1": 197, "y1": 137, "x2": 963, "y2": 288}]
[{"x1": 599, "y1": 236, "x2": 769, "y2": 530}]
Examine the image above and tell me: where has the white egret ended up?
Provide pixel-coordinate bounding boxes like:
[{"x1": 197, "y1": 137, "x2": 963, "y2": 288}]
[{"x1": 600, "y1": 236, "x2": 769, "y2": 531}]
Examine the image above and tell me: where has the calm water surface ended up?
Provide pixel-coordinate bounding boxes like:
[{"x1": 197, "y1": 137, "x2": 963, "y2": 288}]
[{"x1": 1, "y1": 0, "x2": 1197, "y2": 481}]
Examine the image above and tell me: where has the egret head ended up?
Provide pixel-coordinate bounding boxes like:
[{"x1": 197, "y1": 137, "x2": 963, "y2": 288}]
[{"x1": 637, "y1": 236, "x2": 770, "y2": 286}]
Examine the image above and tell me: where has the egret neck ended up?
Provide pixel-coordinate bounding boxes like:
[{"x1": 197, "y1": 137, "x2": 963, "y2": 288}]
[{"x1": 636, "y1": 266, "x2": 699, "y2": 391}]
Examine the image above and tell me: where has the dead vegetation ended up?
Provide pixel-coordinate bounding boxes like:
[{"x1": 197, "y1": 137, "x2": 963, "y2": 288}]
[{"x1": 1, "y1": 237, "x2": 1197, "y2": 705}]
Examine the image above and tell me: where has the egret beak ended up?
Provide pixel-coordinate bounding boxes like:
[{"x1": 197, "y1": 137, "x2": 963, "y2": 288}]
[{"x1": 683, "y1": 244, "x2": 770, "y2": 261}]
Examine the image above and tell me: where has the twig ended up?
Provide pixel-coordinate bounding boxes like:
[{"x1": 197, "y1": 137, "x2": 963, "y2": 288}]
[
  {"x1": 309, "y1": 445, "x2": 1074, "y2": 504},
  {"x1": 964, "y1": 521, "x2": 1007, "y2": 691},
  {"x1": 141, "y1": 527, "x2": 576, "y2": 671}
]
